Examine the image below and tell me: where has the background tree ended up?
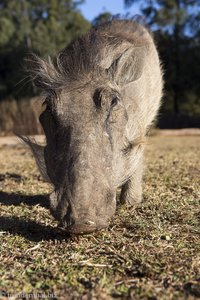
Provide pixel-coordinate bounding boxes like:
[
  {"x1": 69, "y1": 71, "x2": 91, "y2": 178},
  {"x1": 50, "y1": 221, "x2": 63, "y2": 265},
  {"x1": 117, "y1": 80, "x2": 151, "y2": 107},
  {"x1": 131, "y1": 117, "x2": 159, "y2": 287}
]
[
  {"x1": 0, "y1": 0, "x2": 90, "y2": 99},
  {"x1": 92, "y1": 12, "x2": 112, "y2": 27},
  {"x1": 124, "y1": 0, "x2": 200, "y2": 126}
]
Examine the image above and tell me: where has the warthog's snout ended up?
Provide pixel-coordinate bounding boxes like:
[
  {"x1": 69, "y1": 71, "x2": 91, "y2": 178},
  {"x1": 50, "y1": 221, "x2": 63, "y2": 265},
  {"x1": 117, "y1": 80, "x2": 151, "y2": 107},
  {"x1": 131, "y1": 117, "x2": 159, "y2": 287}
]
[
  {"x1": 50, "y1": 191, "x2": 111, "y2": 234},
  {"x1": 65, "y1": 219, "x2": 108, "y2": 234}
]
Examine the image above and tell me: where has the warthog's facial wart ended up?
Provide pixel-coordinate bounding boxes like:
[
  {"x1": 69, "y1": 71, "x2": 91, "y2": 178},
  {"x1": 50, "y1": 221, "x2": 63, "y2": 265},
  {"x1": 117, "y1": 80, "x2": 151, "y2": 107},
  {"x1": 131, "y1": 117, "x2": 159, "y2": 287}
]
[{"x1": 25, "y1": 20, "x2": 163, "y2": 234}]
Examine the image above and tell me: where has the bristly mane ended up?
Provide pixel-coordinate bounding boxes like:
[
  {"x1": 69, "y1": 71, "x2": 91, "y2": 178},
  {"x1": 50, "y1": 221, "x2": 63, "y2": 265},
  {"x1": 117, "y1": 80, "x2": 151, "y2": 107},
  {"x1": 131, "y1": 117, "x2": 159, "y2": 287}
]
[{"x1": 26, "y1": 20, "x2": 150, "y2": 93}]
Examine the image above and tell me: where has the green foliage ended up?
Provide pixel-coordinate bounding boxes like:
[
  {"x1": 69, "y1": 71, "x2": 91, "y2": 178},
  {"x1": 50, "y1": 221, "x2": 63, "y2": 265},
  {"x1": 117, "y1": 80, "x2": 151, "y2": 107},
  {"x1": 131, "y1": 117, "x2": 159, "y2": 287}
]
[
  {"x1": 0, "y1": 0, "x2": 90, "y2": 99},
  {"x1": 0, "y1": 17, "x2": 15, "y2": 47},
  {"x1": 92, "y1": 12, "x2": 112, "y2": 27}
]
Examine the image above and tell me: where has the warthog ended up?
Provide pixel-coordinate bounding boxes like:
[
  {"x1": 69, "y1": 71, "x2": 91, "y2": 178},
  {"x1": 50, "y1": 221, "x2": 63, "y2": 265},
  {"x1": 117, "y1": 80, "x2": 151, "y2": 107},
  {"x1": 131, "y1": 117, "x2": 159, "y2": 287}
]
[{"x1": 25, "y1": 20, "x2": 163, "y2": 234}]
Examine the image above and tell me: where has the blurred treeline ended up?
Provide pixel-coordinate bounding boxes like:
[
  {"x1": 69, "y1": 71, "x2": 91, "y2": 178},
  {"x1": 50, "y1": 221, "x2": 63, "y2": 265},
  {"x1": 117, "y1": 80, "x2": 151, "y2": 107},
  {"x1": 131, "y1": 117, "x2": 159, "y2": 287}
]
[
  {"x1": 0, "y1": 0, "x2": 91, "y2": 134},
  {"x1": 0, "y1": 0, "x2": 199, "y2": 135}
]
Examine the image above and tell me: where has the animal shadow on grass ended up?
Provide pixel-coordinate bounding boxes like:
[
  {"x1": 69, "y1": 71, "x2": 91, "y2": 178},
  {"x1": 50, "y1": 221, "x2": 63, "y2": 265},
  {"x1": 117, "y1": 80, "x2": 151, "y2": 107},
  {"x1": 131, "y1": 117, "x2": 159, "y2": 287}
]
[
  {"x1": 0, "y1": 191, "x2": 49, "y2": 208},
  {"x1": 0, "y1": 191, "x2": 68, "y2": 242}
]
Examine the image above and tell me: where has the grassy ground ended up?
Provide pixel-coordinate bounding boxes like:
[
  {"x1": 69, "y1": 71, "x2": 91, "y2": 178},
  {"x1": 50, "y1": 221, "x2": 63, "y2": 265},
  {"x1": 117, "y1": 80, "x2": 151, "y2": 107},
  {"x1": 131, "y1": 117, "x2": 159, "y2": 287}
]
[{"x1": 0, "y1": 135, "x2": 199, "y2": 300}]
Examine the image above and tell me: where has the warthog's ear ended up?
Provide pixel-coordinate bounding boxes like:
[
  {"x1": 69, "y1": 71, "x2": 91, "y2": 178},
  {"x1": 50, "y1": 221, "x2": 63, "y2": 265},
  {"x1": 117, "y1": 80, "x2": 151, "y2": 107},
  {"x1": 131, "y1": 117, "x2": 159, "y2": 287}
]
[
  {"x1": 18, "y1": 136, "x2": 51, "y2": 183},
  {"x1": 25, "y1": 54, "x2": 58, "y2": 91},
  {"x1": 108, "y1": 47, "x2": 146, "y2": 85}
]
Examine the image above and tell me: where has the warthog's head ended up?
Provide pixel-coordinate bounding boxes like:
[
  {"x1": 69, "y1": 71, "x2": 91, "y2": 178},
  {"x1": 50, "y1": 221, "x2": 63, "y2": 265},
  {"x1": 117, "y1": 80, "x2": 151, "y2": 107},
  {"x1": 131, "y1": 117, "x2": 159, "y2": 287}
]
[{"x1": 25, "y1": 21, "x2": 147, "y2": 233}]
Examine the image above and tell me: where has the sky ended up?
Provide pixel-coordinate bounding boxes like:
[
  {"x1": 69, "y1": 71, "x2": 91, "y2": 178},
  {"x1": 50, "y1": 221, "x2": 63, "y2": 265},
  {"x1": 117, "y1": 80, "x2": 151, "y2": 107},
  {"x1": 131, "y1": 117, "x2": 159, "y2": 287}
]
[{"x1": 79, "y1": 0, "x2": 141, "y2": 22}]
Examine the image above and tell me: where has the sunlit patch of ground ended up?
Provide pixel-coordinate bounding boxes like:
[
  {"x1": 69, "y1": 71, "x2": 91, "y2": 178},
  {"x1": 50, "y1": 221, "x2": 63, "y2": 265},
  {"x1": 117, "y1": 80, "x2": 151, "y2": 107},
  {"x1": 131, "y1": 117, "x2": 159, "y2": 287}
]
[{"x1": 0, "y1": 134, "x2": 199, "y2": 299}]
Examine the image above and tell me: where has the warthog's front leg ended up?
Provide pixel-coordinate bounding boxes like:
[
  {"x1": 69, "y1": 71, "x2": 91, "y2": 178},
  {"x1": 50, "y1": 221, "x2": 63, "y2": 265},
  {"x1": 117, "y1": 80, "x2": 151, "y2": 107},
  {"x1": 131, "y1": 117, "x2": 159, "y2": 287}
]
[{"x1": 119, "y1": 158, "x2": 143, "y2": 206}]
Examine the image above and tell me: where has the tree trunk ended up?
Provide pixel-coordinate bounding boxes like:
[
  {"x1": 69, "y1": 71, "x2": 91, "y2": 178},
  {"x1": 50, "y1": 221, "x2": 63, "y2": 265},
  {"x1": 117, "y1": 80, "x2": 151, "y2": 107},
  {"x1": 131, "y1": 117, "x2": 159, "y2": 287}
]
[{"x1": 173, "y1": 0, "x2": 181, "y2": 115}]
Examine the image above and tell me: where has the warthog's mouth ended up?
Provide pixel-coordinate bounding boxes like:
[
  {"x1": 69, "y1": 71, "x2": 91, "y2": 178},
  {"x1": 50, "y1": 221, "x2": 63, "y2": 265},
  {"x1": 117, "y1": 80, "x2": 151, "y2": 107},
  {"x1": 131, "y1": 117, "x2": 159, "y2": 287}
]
[{"x1": 59, "y1": 219, "x2": 109, "y2": 235}]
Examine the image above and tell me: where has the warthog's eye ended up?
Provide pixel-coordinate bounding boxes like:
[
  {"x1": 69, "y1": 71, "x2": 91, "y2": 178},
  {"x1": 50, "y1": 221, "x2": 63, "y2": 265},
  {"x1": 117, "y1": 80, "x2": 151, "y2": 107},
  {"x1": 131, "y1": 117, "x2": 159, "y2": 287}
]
[
  {"x1": 43, "y1": 100, "x2": 51, "y2": 111},
  {"x1": 111, "y1": 95, "x2": 119, "y2": 108},
  {"x1": 93, "y1": 89, "x2": 120, "y2": 111},
  {"x1": 43, "y1": 99, "x2": 55, "y2": 117},
  {"x1": 93, "y1": 88, "x2": 102, "y2": 109},
  {"x1": 41, "y1": 99, "x2": 57, "y2": 128},
  {"x1": 46, "y1": 104, "x2": 51, "y2": 113}
]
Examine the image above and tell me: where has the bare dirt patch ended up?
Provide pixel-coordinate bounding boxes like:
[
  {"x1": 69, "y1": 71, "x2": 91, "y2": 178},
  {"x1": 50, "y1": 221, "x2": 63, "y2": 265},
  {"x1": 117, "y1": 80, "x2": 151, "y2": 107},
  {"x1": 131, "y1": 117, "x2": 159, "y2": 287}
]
[{"x1": 155, "y1": 128, "x2": 200, "y2": 136}]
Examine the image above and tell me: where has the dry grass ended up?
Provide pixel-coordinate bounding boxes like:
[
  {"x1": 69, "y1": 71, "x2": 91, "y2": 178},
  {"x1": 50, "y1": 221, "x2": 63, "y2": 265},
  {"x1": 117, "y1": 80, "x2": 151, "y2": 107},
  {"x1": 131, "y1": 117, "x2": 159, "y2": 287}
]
[{"x1": 0, "y1": 135, "x2": 199, "y2": 300}]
